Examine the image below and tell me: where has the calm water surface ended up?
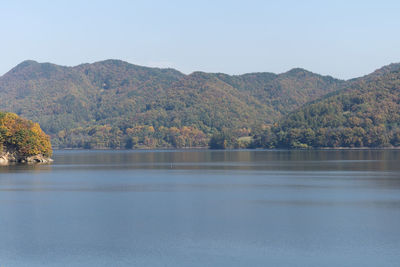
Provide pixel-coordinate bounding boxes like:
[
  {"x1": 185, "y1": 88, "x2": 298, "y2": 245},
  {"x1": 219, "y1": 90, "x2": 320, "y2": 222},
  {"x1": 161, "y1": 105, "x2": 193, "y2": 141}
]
[{"x1": 0, "y1": 150, "x2": 400, "y2": 266}]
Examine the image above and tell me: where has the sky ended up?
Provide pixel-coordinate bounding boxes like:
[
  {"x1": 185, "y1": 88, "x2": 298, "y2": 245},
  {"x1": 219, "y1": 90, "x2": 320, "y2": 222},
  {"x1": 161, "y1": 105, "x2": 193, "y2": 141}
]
[{"x1": 1, "y1": 0, "x2": 400, "y2": 79}]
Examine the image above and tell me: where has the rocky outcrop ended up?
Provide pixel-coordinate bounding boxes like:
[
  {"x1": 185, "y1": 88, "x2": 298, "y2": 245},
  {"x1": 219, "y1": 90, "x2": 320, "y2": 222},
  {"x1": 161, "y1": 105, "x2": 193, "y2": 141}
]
[
  {"x1": 24, "y1": 154, "x2": 53, "y2": 163},
  {"x1": 0, "y1": 150, "x2": 53, "y2": 165},
  {"x1": 0, "y1": 151, "x2": 16, "y2": 164}
]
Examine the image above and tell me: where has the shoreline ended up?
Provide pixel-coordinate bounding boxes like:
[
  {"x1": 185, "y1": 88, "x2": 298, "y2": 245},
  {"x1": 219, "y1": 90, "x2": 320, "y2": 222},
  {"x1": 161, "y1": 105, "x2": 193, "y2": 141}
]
[{"x1": 52, "y1": 147, "x2": 400, "y2": 151}]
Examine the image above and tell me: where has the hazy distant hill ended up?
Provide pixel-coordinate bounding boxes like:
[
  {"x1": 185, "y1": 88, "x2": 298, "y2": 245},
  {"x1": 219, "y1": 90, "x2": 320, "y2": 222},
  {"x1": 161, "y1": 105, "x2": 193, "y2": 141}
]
[
  {"x1": 254, "y1": 63, "x2": 400, "y2": 148},
  {"x1": 0, "y1": 60, "x2": 342, "y2": 148}
]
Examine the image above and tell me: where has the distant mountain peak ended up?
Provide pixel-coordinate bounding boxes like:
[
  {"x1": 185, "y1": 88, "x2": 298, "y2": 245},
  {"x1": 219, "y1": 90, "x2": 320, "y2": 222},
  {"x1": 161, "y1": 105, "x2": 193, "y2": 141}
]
[
  {"x1": 373, "y1": 62, "x2": 400, "y2": 75},
  {"x1": 283, "y1": 68, "x2": 313, "y2": 76},
  {"x1": 188, "y1": 71, "x2": 212, "y2": 77},
  {"x1": 12, "y1": 60, "x2": 39, "y2": 70},
  {"x1": 21, "y1": 59, "x2": 38, "y2": 64},
  {"x1": 348, "y1": 62, "x2": 400, "y2": 82},
  {"x1": 92, "y1": 59, "x2": 133, "y2": 66}
]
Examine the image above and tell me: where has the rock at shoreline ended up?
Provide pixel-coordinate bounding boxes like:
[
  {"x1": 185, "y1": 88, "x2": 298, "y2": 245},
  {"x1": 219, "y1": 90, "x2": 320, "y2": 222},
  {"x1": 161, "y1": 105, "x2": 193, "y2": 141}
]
[{"x1": 0, "y1": 151, "x2": 53, "y2": 165}]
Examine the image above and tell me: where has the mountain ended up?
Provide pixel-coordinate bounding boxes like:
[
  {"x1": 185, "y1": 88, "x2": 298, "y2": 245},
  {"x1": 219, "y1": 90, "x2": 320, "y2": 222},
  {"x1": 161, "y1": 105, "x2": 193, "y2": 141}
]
[
  {"x1": 0, "y1": 60, "x2": 342, "y2": 148},
  {"x1": 254, "y1": 63, "x2": 400, "y2": 148}
]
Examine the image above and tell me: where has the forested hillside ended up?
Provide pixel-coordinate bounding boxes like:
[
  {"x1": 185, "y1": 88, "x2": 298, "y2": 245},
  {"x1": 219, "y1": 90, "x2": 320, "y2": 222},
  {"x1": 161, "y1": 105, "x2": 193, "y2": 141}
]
[
  {"x1": 253, "y1": 63, "x2": 400, "y2": 148},
  {"x1": 0, "y1": 60, "x2": 342, "y2": 148}
]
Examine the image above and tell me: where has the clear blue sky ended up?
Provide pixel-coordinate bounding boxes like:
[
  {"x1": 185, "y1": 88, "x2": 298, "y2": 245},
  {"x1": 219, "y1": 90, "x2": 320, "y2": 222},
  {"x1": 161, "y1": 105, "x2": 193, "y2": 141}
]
[{"x1": 1, "y1": 0, "x2": 399, "y2": 79}]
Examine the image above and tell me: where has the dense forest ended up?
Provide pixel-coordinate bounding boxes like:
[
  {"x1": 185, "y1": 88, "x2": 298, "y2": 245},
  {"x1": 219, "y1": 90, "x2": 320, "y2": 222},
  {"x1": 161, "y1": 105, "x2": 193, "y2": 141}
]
[
  {"x1": 0, "y1": 60, "x2": 342, "y2": 149},
  {"x1": 0, "y1": 112, "x2": 52, "y2": 157},
  {"x1": 1, "y1": 59, "x2": 400, "y2": 149},
  {"x1": 253, "y1": 63, "x2": 400, "y2": 148}
]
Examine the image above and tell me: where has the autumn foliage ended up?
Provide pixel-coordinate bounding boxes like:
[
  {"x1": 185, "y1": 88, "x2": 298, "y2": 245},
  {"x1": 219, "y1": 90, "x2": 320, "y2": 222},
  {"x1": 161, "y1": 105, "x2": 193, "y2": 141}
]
[
  {"x1": 253, "y1": 64, "x2": 400, "y2": 148},
  {"x1": 0, "y1": 60, "x2": 341, "y2": 149},
  {"x1": 0, "y1": 112, "x2": 52, "y2": 157}
]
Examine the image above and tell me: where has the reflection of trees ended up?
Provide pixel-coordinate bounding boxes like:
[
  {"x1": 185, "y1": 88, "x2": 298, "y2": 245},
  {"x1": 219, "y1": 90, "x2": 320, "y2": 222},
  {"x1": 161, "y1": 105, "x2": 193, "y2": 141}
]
[{"x1": 0, "y1": 162, "x2": 52, "y2": 174}]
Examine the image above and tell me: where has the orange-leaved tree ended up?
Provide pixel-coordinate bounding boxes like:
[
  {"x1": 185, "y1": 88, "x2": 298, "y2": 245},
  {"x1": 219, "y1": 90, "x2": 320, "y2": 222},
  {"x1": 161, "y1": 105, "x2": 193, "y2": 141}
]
[{"x1": 0, "y1": 112, "x2": 52, "y2": 157}]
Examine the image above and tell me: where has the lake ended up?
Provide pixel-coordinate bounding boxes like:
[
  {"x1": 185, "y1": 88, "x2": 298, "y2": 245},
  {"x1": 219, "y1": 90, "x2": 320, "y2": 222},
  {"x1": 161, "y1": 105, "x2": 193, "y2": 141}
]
[{"x1": 0, "y1": 150, "x2": 400, "y2": 266}]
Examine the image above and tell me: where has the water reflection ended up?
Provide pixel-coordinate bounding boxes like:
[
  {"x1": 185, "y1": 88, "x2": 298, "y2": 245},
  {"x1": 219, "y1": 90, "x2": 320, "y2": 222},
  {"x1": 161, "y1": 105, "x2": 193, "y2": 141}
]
[
  {"x1": 2, "y1": 149, "x2": 400, "y2": 172},
  {"x1": 1, "y1": 150, "x2": 400, "y2": 267}
]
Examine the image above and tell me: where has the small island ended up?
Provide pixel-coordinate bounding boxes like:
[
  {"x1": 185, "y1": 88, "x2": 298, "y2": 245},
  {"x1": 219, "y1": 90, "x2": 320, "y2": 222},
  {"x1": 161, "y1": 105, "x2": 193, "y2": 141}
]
[{"x1": 0, "y1": 112, "x2": 52, "y2": 164}]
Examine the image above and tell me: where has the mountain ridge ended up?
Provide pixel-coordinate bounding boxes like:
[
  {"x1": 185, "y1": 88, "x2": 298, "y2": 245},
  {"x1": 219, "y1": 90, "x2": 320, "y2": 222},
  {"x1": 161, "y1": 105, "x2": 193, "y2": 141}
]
[
  {"x1": 5, "y1": 59, "x2": 397, "y2": 80},
  {"x1": 0, "y1": 59, "x2": 397, "y2": 149},
  {"x1": 2, "y1": 59, "x2": 348, "y2": 79},
  {"x1": 253, "y1": 62, "x2": 400, "y2": 148}
]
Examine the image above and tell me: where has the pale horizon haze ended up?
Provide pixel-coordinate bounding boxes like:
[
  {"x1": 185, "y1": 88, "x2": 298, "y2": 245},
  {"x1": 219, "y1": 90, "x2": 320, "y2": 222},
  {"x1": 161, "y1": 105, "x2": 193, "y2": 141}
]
[{"x1": 1, "y1": 0, "x2": 400, "y2": 79}]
